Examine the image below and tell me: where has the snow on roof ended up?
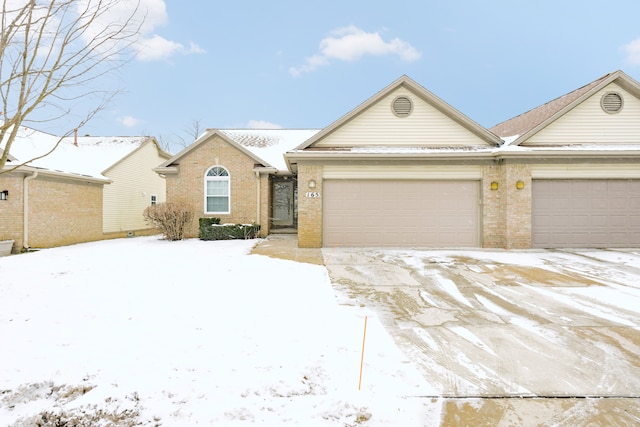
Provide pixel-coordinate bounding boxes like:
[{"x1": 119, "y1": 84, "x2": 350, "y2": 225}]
[
  {"x1": 2, "y1": 126, "x2": 148, "y2": 179},
  {"x1": 219, "y1": 129, "x2": 320, "y2": 171}
]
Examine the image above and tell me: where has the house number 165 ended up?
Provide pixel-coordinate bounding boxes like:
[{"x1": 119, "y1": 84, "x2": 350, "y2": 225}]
[{"x1": 305, "y1": 192, "x2": 320, "y2": 198}]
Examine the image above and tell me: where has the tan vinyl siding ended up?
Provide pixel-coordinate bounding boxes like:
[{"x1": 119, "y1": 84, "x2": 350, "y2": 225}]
[
  {"x1": 526, "y1": 83, "x2": 640, "y2": 145},
  {"x1": 103, "y1": 141, "x2": 167, "y2": 233},
  {"x1": 314, "y1": 88, "x2": 489, "y2": 148}
]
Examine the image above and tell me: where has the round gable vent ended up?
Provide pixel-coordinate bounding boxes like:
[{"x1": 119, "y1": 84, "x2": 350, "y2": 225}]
[
  {"x1": 601, "y1": 92, "x2": 623, "y2": 114},
  {"x1": 392, "y1": 96, "x2": 413, "y2": 117}
]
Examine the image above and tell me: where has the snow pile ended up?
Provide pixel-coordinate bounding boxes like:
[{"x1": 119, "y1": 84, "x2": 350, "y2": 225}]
[{"x1": 0, "y1": 237, "x2": 432, "y2": 426}]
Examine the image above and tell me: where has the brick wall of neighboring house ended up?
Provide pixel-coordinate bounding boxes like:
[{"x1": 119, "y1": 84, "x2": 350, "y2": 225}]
[
  {"x1": 296, "y1": 163, "x2": 323, "y2": 248},
  {"x1": 482, "y1": 163, "x2": 507, "y2": 248},
  {"x1": 28, "y1": 175, "x2": 104, "y2": 249},
  {"x1": 0, "y1": 172, "x2": 26, "y2": 252},
  {"x1": 166, "y1": 135, "x2": 262, "y2": 239},
  {"x1": 504, "y1": 162, "x2": 533, "y2": 249}
]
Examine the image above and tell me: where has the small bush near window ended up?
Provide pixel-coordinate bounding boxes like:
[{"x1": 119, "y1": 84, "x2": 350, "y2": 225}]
[
  {"x1": 199, "y1": 219, "x2": 260, "y2": 241},
  {"x1": 143, "y1": 203, "x2": 192, "y2": 241}
]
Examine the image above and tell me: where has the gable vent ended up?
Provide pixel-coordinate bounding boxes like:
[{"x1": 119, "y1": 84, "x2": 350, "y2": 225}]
[
  {"x1": 601, "y1": 92, "x2": 623, "y2": 114},
  {"x1": 392, "y1": 96, "x2": 413, "y2": 117}
]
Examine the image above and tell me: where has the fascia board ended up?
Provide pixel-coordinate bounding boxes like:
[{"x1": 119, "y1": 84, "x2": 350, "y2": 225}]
[
  {"x1": 8, "y1": 165, "x2": 111, "y2": 184},
  {"x1": 497, "y1": 148, "x2": 640, "y2": 160},
  {"x1": 285, "y1": 150, "x2": 497, "y2": 162},
  {"x1": 158, "y1": 129, "x2": 273, "y2": 169}
]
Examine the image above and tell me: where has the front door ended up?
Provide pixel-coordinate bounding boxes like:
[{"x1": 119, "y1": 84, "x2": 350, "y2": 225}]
[{"x1": 272, "y1": 180, "x2": 295, "y2": 227}]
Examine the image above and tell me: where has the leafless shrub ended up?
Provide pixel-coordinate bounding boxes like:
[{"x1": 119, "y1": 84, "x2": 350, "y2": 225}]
[{"x1": 143, "y1": 203, "x2": 192, "y2": 241}]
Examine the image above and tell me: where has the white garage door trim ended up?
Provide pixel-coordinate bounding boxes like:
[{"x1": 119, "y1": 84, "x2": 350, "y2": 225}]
[
  {"x1": 323, "y1": 179, "x2": 480, "y2": 248},
  {"x1": 532, "y1": 179, "x2": 640, "y2": 248},
  {"x1": 323, "y1": 164, "x2": 483, "y2": 180}
]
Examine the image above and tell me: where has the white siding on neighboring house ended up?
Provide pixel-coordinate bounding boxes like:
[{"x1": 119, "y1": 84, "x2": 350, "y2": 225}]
[
  {"x1": 103, "y1": 140, "x2": 168, "y2": 233},
  {"x1": 313, "y1": 88, "x2": 489, "y2": 148},
  {"x1": 526, "y1": 83, "x2": 640, "y2": 145}
]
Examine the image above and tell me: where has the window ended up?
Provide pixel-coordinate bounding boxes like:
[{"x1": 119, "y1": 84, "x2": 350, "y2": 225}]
[
  {"x1": 205, "y1": 166, "x2": 230, "y2": 213},
  {"x1": 150, "y1": 195, "x2": 157, "y2": 205}
]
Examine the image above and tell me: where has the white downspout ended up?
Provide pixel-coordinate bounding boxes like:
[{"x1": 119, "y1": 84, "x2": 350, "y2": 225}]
[
  {"x1": 23, "y1": 170, "x2": 38, "y2": 250},
  {"x1": 255, "y1": 171, "x2": 261, "y2": 227}
]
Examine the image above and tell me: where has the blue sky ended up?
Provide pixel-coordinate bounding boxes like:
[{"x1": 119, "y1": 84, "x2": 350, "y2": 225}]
[{"x1": 44, "y1": 0, "x2": 640, "y2": 152}]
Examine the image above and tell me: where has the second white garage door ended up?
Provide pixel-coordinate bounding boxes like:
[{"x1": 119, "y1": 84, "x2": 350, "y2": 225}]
[{"x1": 323, "y1": 180, "x2": 480, "y2": 247}]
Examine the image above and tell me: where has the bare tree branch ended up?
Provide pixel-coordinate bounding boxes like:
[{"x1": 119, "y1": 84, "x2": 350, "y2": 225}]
[{"x1": 0, "y1": 0, "x2": 144, "y2": 173}]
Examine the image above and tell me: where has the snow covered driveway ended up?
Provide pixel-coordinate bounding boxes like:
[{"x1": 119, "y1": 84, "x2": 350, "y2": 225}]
[{"x1": 323, "y1": 248, "x2": 640, "y2": 424}]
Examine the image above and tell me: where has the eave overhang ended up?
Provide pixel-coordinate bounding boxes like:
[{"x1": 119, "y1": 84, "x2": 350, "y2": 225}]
[
  {"x1": 285, "y1": 149, "x2": 497, "y2": 172},
  {"x1": 1, "y1": 164, "x2": 111, "y2": 184}
]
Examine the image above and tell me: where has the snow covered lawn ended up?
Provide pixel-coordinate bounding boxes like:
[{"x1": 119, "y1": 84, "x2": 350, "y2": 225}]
[{"x1": 0, "y1": 236, "x2": 432, "y2": 426}]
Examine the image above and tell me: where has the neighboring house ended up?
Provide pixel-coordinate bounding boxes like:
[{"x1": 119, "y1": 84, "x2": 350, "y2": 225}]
[
  {"x1": 0, "y1": 127, "x2": 170, "y2": 252},
  {"x1": 159, "y1": 70, "x2": 640, "y2": 249}
]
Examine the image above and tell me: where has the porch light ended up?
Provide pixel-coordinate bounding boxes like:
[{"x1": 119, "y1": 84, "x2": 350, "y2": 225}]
[
  {"x1": 516, "y1": 180, "x2": 525, "y2": 190},
  {"x1": 0, "y1": 190, "x2": 7, "y2": 200},
  {"x1": 490, "y1": 182, "x2": 499, "y2": 191},
  {"x1": 308, "y1": 179, "x2": 316, "y2": 189}
]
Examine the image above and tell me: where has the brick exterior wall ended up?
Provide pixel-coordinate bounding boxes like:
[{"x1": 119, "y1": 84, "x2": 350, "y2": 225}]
[
  {"x1": 482, "y1": 163, "x2": 506, "y2": 248},
  {"x1": 165, "y1": 135, "x2": 264, "y2": 238},
  {"x1": 504, "y1": 163, "x2": 532, "y2": 249},
  {"x1": 296, "y1": 163, "x2": 323, "y2": 248},
  {"x1": 0, "y1": 172, "x2": 104, "y2": 252},
  {"x1": 294, "y1": 161, "x2": 535, "y2": 249},
  {"x1": 0, "y1": 172, "x2": 25, "y2": 252},
  {"x1": 28, "y1": 175, "x2": 104, "y2": 248}
]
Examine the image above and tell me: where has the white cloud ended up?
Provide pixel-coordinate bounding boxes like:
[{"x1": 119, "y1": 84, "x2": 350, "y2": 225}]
[
  {"x1": 623, "y1": 38, "x2": 640, "y2": 66},
  {"x1": 247, "y1": 120, "x2": 283, "y2": 129},
  {"x1": 135, "y1": 35, "x2": 186, "y2": 61},
  {"x1": 290, "y1": 26, "x2": 421, "y2": 76},
  {"x1": 75, "y1": 0, "x2": 204, "y2": 62},
  {"x1": 120, "y1": 115, "x2": 140, "y2": 128}
]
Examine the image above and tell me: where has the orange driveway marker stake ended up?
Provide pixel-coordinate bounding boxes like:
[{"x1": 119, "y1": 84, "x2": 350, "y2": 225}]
[
  {"x1": 324, "y1": 243, "x2": 340, "y2": 264},
  {"x1": 358, "y1": 315, "x2": 368, "y2": 391}
]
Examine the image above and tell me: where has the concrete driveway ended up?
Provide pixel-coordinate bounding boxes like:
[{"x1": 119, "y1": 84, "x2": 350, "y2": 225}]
[{"x1": 322, "y1": 247, "x2": 640, "y2": 426}]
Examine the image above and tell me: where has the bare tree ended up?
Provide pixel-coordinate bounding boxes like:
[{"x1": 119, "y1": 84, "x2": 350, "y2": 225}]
[
  {"x1": 156, "y1": 119, "x2": 203, "y2": 154},
  {"x1": 0, "y1": 0, "x2": 144, "y2": 173}
]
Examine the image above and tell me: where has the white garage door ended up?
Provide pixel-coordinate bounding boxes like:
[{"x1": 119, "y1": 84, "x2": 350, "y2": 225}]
[
  {"x1": 533, "y1": 179, "x2": 640, "y2": 248},
  {"x1": 323, "y1": 180, "x2": 480, "y2": 247}
]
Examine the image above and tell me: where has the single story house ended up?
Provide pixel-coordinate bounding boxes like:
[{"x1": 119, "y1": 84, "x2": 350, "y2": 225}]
[
  {"x1": 157, "y1": 70, "x2": 640, "y2": 249},
  {"x1": 0, "y1": 127, "x2": 170, "y2": 252}
]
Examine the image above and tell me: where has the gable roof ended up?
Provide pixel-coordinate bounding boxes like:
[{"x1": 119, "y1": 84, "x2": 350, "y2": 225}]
[
  {"x1": 490, "y1": 70, "x2": 640, "y2": 146},
  {"x1": 294, "y1": 75, "x2": 503, "y2": 151},
  {"x1": 157, "y1": 129, "x2": 320, "y2": 173},
  {"x1": 2, "y1": 126, "x2": 164, "y2": 180}
]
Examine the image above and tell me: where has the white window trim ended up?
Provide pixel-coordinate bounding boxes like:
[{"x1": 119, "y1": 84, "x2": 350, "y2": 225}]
[{"x1": 204, "y1": 165, "x2": 231, "y2": 214}]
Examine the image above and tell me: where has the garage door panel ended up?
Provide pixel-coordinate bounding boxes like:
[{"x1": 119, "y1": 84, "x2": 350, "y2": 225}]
[
  {"x1": 323, "y1": 180, "x2": 479, "y2": 247},
  {"x1": 533, "y1": 179, "x2": 640, "y2": 248}
]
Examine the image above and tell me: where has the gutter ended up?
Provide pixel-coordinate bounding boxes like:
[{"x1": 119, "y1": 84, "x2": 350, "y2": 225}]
[{"x1": 23, "y1": 170, "x2": 38, "y2": 250}]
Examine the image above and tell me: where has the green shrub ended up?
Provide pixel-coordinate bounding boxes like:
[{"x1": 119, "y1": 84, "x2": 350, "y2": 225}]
[
  {"x1": 143, "y1": 203, "x2": 192, "y2": 241},
  {"x1": 199, "y1": 219, "x2": 260, "y2": 241}
]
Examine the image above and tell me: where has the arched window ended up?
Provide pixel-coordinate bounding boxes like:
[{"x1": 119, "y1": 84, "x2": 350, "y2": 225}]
[{"x1": 205, "y1": 166, "x2": 230, "y2": 214}]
